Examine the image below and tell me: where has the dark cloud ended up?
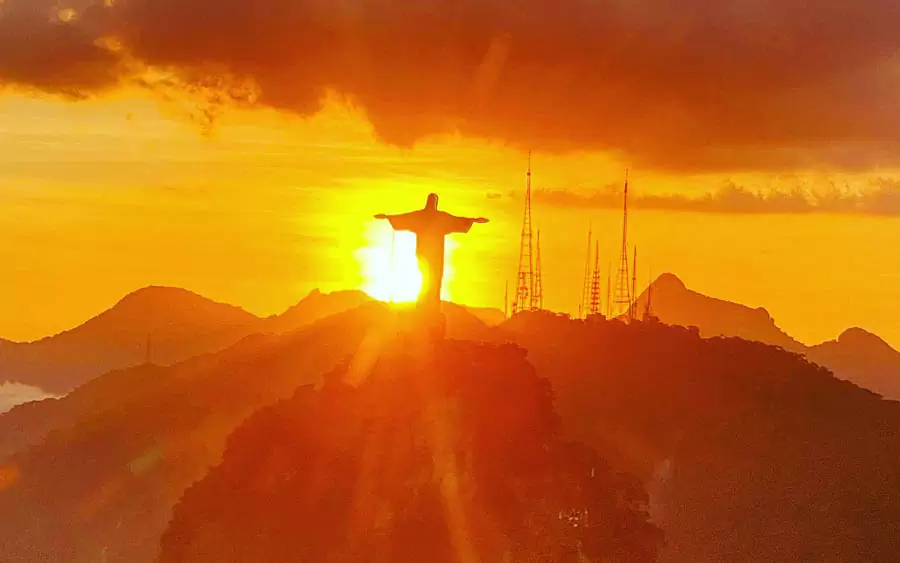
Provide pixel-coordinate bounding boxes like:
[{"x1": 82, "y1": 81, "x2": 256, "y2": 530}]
[
  {"x1": 537, "y1": 179, "x2": 900, "y2": 216},
  {"x1": 3, "y1": 0, "x2": 900, "y2": 171}
]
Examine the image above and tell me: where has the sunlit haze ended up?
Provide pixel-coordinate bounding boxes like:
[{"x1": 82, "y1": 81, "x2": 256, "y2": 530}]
[{"x1": 2, "y1": 91, "x2": 899, "y2": 347}]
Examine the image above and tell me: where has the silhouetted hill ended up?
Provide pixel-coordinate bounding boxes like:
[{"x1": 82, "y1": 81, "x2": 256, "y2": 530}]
[
  {"x1": 258, "y1": 289, "x2": 373, "y2": 334},
  {"x1": 0, "y1": 288, "x2": 504, "y2": 396},
  {"x1": 0, "y1": 303, "x2": 395, "y2": 562},
  {"x1": 464, "y1": 305, "x2": 507, "y2": 326},
  {"x1": 635, "y1": 274, "x2": 900, "y2": 400},
  {"x1": 0, "y1": 303, "x2": 498, "y2": 563},
  {"x1": 807, "y1": 328, "x2": 900, "y2": 401},
  {"x1": 634, "y1": 274, "x2": 803, "y2": 351},
  {"x1": 498, "y1": 314, "x2": 900, "y2": 563},
  {"x1": 159, "y1": 339, "x2": 661, "y2": 563},
  {"x1": 0, "y1": 287, "x2": 259, "y2": 393}
]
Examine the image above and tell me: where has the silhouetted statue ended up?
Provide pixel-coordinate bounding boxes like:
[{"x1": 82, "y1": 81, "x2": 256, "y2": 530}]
[{"x1": 375, "y1": 194, "x2": 487, "y2": 315}]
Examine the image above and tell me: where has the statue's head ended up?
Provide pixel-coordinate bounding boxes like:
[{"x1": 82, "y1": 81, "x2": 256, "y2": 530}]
[{"x1": 425, "y1": 193, "x2": 439, "y2": 211}]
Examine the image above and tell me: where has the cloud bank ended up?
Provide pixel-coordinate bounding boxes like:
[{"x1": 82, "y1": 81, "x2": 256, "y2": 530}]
[
  {"x1": 0, "y1": 382, "x2": 58, "y2": 414},
  {"x1": 536, "y1": 179, "x2": 900, "y2": 215},
  {"x1": 3, "y1": 0, "x2": 900, "y2": 171}
]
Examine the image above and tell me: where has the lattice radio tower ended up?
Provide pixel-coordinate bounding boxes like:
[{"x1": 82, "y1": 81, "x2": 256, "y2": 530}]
[
  {"x1": 613, "y1": 170, "x2": 633, "y2": 318},
  {"x1": 589, "y1": 243, "x2": 602, "y2": 316},
  {"x1": 630, "y1": 247, "x2": 638, "y2": 320},
  {"x1": 504, "y1": 280, "x2": 509, "y2": 319},
  {"x1": 606, "y1": 264, "x2": 612, "y2": 318},
  {"x1": 579, "y1": 225, "x2": 593, "y2": 318},
  {"x1": 534, "y1": 230, "x2": 544, "y2": 311},
  {"x1": 512, "y1": 152, "x2": 535, "y2": 314}
]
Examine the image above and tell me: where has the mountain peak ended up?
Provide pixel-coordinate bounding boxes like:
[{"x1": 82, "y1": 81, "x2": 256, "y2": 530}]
[
  {"x1": 259, "y1": 289, "x2": 372, "y2": 335},
  {"x1": 2, "y1": 286, "x2": 260, "y2": 393},
  {"x1": 116, "y1": 286, "x2": 203, "y2": 306},
  {"x1": 653, "y1": 273, "x2": 687, "y2": 291},
  {"x1": 636, "y1": 273, "x2": 803, "y2": 352},
  {"x1": 108, "y1": 287, "x2": 257, "y2": 323},
  {"x1": 837, "y1": 327, "x2": 892, "y2": 350}
]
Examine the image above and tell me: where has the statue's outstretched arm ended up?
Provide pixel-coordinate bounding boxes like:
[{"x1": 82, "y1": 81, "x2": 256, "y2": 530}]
[
  {"x1": 374, "y1": 210, "x2": 422, "y2": 232},
  {"x1": 445, "y1": 214, "x2": 489, "y2": 234}
]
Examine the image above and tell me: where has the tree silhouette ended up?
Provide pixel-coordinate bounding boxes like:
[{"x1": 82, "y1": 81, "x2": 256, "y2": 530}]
[{"x1": 159, "y1": 340, "x2": 661, "y2": 563}]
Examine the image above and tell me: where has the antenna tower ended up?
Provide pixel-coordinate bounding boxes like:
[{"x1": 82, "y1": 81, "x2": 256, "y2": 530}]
[
  {"x1": 534, "y1": 230, "x2": 544, "y2": 311},
  {"x1": 589, "y1": 244, "x2": 601, "y2": 316},
  {"x1": 606, "y1": 263, "x2": 612, "y2": 318},
  {"x1": 504, "y1": 280, "x2": 509, "y2": 319},
  {"x1": 579, "y1": 225, "x2": 593, "y2": 319},
  {"x1": 630, "y1": 247, "x2": 638, "y2": 321},
  {"x1": 644, "y1": 267, "x2": 654, "y2": 321},
  {"x1": 613, "y1": 171, "x2": 632, "y2": 318},
  {"x1": 512, "y1": 151, "x2": 535, "y2": 314}
]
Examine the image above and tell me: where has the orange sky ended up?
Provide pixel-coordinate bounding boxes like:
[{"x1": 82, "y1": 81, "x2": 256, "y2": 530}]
[{"x1": 2, "y1": 91, "x2": 900, "y2": 348}]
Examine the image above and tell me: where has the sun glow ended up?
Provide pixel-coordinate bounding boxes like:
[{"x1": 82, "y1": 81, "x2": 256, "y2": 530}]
[
  {"x1": 359, "y1": 222, "x2": 459, "y2": 304},
  {"x1": 360, "y1": 226, "x2": 423, "y2": 303}
]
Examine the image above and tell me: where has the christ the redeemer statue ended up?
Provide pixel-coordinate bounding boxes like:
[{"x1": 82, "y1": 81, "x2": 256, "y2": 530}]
[{"x1": 375, "y1": 193, "x2": 488, "y2": 312}]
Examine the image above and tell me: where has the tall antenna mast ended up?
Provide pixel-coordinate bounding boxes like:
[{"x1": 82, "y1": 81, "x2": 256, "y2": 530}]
[
  {"x1": 512, "y1": 151, "x2": 535, "y2": 314},
  {"x1": 589, "y1": 243, "x2": 601, "y2": 317},
  {"x1": 606, "y1": 263, "x2": 612, "y2": 319},
  {"x1": 504, "y1": 280, "x2": 509, "y2": 319},
  {"x1": 580, "y1": 224, "x2": 593, "y2": 319},
  {"x1": 534, "y1": 230, "x2": 544, "y2": 311},
  {"x1": 630, "y1": 246, "x2": 638, "y2": 321},
  {"x1": 614, "y1": 170, "x2": 632, "y2": 317},
  {"x1": 644, "y1": 266, "x2": 654, "y2": 321}
]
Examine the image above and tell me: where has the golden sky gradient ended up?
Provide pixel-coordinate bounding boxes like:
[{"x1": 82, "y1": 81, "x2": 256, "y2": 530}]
[{"x1": 2, "y1": 91, "x2": 899, "y2": 348}]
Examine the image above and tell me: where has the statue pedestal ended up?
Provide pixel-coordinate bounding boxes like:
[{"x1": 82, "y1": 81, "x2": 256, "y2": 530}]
[
  {"x1": 417, "y1": 301, "x2": 446, "y2": 341},
  {"x1": 394, "y1": 305, "x2": 447, "y2": 344}
]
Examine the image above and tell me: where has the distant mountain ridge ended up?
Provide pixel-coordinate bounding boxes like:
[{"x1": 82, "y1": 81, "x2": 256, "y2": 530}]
[
  {"x1": 635, "y1": 274, "x2": 803, "y2": 351},
  {"x1": 0, "y1": 287, "x2": 259, "y2": 393},
  {"x1": 257, "y1": 289, "x2": 372, "y2": 334},
  {"x1": 0, "y1": 287, "x2": 505, "y2": 395},
  {"x1": 807, "y1": 327, "x2": 900, "y2": 401},
  {"x1": 635, "y1": 273, "x2": 900, "y2": 400}
]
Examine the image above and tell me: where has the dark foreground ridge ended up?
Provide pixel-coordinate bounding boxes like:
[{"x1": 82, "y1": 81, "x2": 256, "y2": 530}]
[
  {"x1": 505, "y1": 312, "x2": 900, "y2": 563},
  {"x1": 159, "y1": 339, "x2": 661, "y2": 563},
  {"x1": 2, "y1": 306, "x2": 900, "y2": 562}
]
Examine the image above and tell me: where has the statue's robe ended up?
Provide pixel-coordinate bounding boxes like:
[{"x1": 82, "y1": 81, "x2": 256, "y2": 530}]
[{"x1": 384, "y1": 209, "x2": 476, "y2": 309}]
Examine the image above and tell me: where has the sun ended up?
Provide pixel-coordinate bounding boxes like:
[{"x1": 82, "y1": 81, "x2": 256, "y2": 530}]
[
  {"x1": 359, "y1": 220, "x2": 459, "y2": 304},
  {"x1": 359, "y1": 228, "x2": 423, "y2": 303}
]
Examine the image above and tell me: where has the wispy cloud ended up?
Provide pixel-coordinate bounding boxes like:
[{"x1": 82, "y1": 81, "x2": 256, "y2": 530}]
[{"x1": 535, "y1": 179, "x2": 900, "y2": 216}]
